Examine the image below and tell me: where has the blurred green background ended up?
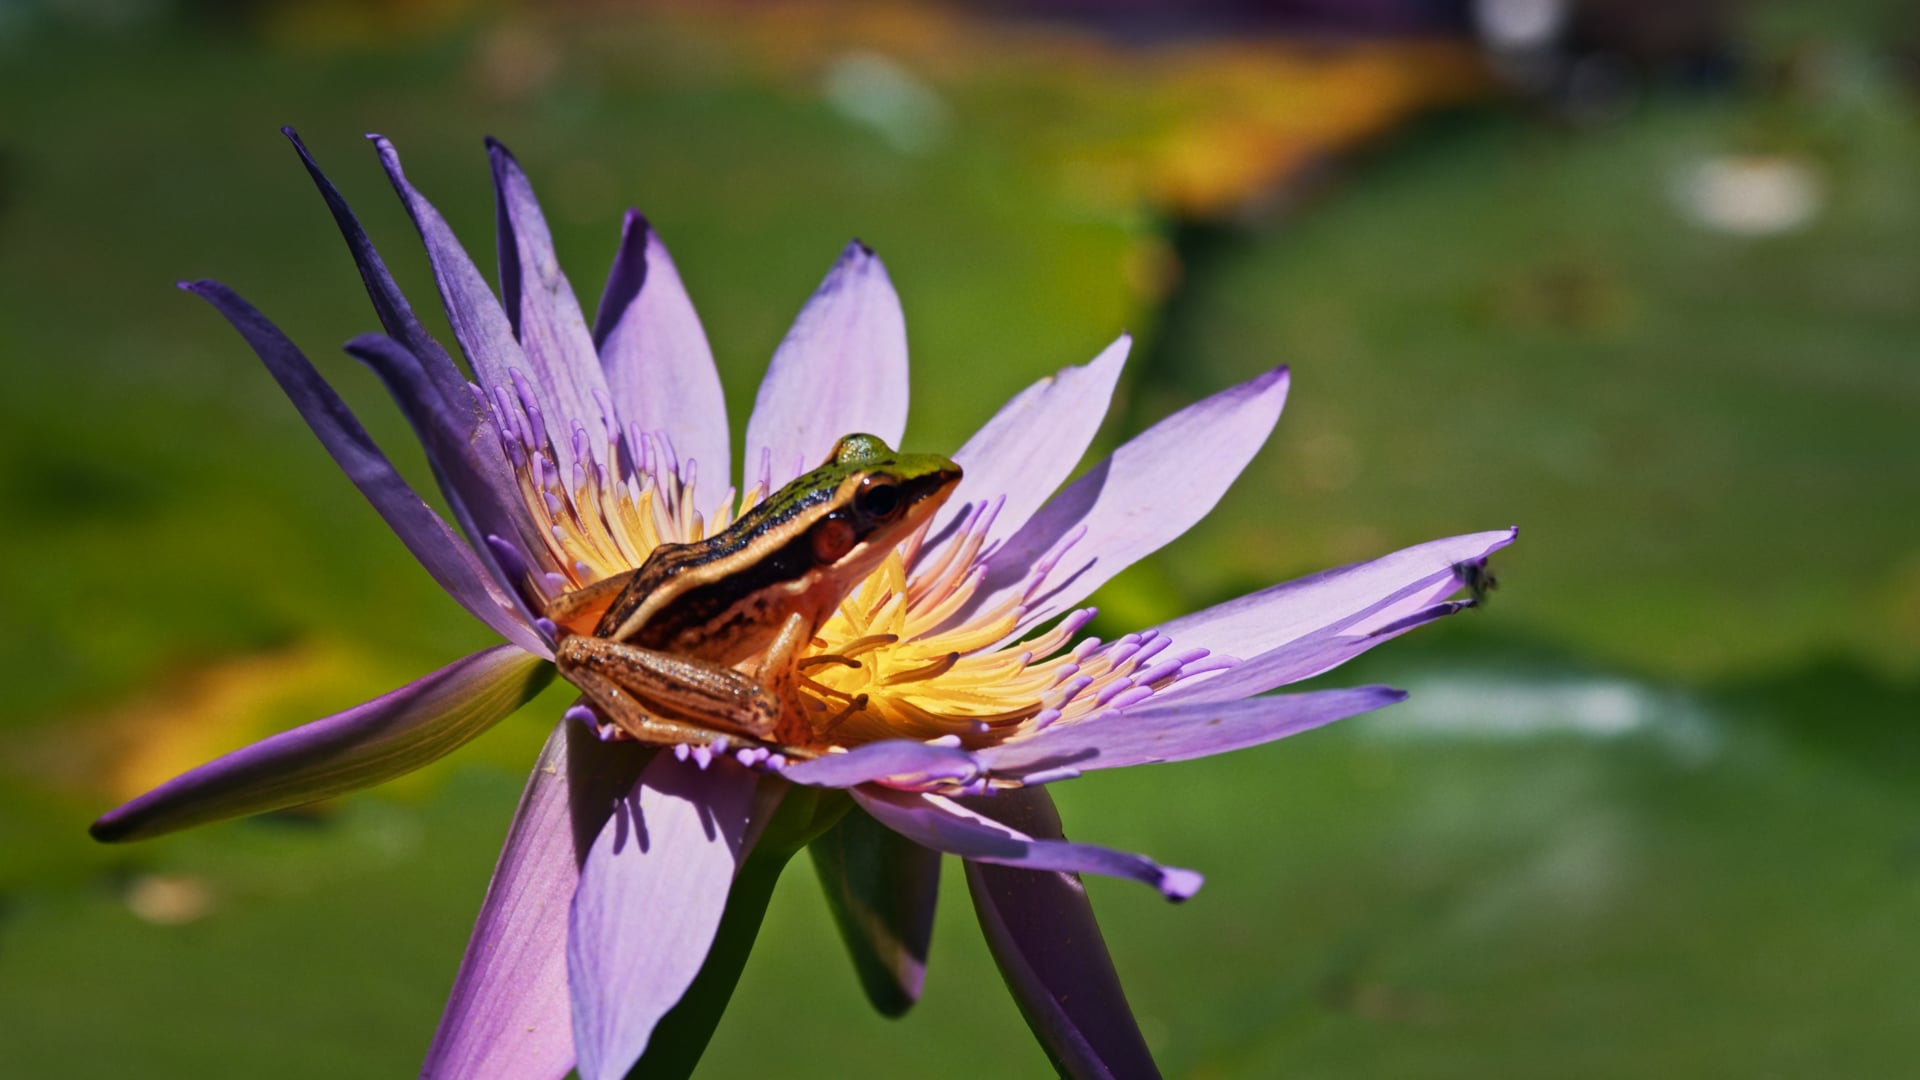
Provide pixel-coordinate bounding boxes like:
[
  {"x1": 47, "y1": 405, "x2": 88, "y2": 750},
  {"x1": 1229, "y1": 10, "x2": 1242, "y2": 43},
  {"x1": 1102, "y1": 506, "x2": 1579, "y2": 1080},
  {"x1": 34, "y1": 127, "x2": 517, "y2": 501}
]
[{"x1": 2, "y1": 0, "x2": 1917, "y2": 1076}]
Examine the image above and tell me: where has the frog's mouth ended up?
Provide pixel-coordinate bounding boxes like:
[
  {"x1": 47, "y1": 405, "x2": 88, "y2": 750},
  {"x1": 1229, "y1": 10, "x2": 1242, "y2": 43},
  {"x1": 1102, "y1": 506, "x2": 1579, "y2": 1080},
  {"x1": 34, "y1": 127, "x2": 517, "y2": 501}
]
[
  {"x1": 906, "y1": 465, "x2": 963, "y2": 505},
  {"x1": 891, "y1": 465, "x2": 962, "y2": 533}
]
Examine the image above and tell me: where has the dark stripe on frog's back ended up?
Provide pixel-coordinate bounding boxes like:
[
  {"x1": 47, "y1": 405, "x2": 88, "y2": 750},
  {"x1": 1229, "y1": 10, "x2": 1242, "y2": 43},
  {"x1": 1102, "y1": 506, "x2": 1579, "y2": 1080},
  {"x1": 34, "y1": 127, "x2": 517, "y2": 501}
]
[
  {"x1": 590, "y1": 472, "x2": 847, "y2": 644},
  {"x1": 625, "y1": 526, "x2": 826, "y2": 660}
]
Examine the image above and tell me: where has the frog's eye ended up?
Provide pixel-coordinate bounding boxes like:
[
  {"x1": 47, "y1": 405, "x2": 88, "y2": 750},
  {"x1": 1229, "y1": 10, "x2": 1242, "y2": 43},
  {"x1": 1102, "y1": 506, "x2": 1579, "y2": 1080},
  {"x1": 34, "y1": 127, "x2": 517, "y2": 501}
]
[
  {"x1": 856, "y1": 479, "x2": 903, "y2": 520},
  {"x1": 812, "y1": 514, "x2": 857, "y2": 563}
]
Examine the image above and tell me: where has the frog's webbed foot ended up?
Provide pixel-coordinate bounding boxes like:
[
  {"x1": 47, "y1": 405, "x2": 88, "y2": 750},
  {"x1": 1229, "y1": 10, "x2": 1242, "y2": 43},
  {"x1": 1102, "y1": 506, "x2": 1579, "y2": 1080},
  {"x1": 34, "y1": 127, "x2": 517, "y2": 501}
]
[{"x1": 556, "y1": 635, "x2": 781, "y2": 746}]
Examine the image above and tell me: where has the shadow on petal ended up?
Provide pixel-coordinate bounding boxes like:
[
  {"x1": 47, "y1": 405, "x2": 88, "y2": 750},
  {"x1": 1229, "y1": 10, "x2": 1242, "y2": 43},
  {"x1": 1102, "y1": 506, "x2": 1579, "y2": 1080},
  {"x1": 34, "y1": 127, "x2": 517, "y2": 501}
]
[{"x1": 567, "y1": 754, "x2": 758, "y2": 1080}]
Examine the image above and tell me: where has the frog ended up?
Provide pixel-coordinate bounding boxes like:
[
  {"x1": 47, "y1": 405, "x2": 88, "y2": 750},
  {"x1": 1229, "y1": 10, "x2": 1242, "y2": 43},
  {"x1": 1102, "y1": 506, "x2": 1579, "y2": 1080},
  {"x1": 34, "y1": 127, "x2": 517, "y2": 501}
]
[{"x1": 547, "y1": 433, "x2": 961, "y2": 751}]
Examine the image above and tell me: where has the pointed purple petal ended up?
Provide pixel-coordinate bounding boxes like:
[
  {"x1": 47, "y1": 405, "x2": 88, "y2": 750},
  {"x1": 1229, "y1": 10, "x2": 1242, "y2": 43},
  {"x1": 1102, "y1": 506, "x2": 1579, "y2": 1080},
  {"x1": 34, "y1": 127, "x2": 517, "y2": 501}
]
[
  {"x1": 595, "y1": 212, "x2": 731, "y2": 511},
  {"x1": 284, "y1": 127, "x2": 475, "y2": 415},
  {"x1": 964, "y1": 367, "x2": 1290, "y2": 637},
  {"x1": 1157, "y1": 528, "x2": 1517, "y2": 661},
  {"x1": 977, "y1": 686, "x2": 1406, "y2": 779},
  {"x1": 180, "y1": 280, "x2": 549, "y2": 657},
  {"x1": 338, "y1": 331, "x2": 508, "y2": 566},
  {"x1": 285, "y1": 129, "x2": 549, "y2": 587},
  {"x1": 592, "y1": 209, "x2": 650, "y2": 351},
  {"x1": 961, "y1": 787, "x2": 1160, "y2": 1079},
  {"x1": 372, "y1": 135, "x2": 598, "y2": 477},
  {"x1": 568, "y1": 755, "x2": 759, "y2": 1080},
  {"x1": 91, "y1": 647, "x2": 552, "y2": 843},
  {"x1": 1158, "y1": 604, "x2": 1469, "y2": 708},
  {"x1": 852, "y1": 788, "x2": 1200, "y2": 901},
  {"x1": 1145, "y1": 528, "x2": 1516, "y2": 705},
  {"x1": 486, "y1": 140, "x2": 617, "y2": 440},
  {"x1": 371, "y1": 136, "x2": 524, "y2": 397},
  {"x1": 921, "y1": 334, "x2": 1130, "y2": 564},
  {"x1": 779, "y1": 739, "x2": 982, "y2": 789},
  {"x1": 423, "y1": 721, "x2": 650, "y2": 1080},
  {"x1": 744, "y1": 242, "x2": 909, "y2": 488},
  {"x1": 809, "y1": 809, "x2": 941, "y2": 1016},
  {"x1": 285, "y1": 127, "x2": 466, "y2": 433},
  {"x1": 344, "y1": 333, "x2": 555, "y2": 602}
]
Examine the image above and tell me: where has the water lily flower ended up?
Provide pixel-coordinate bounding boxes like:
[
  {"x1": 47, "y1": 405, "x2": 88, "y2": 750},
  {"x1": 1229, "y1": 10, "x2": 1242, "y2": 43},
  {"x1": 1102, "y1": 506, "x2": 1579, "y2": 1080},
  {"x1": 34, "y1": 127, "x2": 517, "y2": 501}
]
[{"x1": 91, "y1": 128, "x2": 1514, "y2": 1079}]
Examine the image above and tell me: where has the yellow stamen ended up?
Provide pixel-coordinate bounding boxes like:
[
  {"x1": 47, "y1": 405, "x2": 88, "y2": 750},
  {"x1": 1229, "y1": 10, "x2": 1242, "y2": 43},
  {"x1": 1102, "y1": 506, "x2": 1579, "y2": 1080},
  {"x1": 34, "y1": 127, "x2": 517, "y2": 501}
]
[{"x1": 508, "y1": 431, "x2": 1184, "y2": 756}]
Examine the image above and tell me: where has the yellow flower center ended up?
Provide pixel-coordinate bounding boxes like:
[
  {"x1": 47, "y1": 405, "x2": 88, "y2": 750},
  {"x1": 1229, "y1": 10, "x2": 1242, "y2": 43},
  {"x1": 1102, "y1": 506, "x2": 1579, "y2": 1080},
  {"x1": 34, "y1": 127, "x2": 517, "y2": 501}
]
[{"x1": 503, "y1": 423, "x2": 1189, "y2": 756}]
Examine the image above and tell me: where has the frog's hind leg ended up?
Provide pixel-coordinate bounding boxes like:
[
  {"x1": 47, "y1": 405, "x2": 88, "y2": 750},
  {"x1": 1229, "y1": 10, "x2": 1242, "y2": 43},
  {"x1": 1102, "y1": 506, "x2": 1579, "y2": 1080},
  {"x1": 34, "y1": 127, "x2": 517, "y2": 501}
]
[
  {"x1": 562, "y1": 667, "x2": 755, "y2": 750},
  {"x1": 556, "y1": 636, "x2": 782, "y2": 745}
]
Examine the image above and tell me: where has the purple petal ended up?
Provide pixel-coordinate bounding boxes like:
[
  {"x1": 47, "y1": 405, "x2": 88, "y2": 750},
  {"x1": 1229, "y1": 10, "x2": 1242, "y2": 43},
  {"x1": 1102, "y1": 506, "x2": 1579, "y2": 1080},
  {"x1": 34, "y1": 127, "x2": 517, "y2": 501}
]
[
  {"x1": 285, "y1": 129, "x2": 542, "y2": 592},
  {"x1": 960, "y1": 787, "x2": 1160, "y2": 1079},
  {"x1": 429, "y1": 737, "x2": 579, "y2": 1079},
  {"x1": 920, "y1": 334, "x2": 1130, "y2": 564},
  {"x1": 371, "y1": 137, "x2": 523, "y2": 397},
  {"x1": 424, "y1": 725, "x2": 566, "y2": 1078},
  {"x1": 180, "y1": 280, "x2": 549, "y2": 658},
  {"x1": 744, "y1": 242, "x2": 909, "y2": 488},
  {"x1": 486, "y1": 140, "x2": 617, "y2": 441},
  {"x1": 962, "y1": 367, "x2": 1290, "y2": 638},
  {"x1": 1156, "y1": 528, "x2": 1517, "y2": 662},
  {"x1": 339, "y1": 333, "x2": 509, "y2": 561},
  {"x1": 1145, "y1": 528, "x2": 1516, "y2": 705},
  {"x1": 283, "y1": 127, "x2": 475, "y2": 418},
  {"x1": 808, "y1": 809, "x2": 942, "y2": 1016},
  {"x1": 852, "y1": 787, "x2": 1201, "y2": 901},
  {"x1": 594, "y1": 212, "x2": 731, "y2": 511},
  {"x1": 568, "y1": 754, "x2": 759, "y2": 1080},
  {"x1": 90, "y1": 646, "x2": 552, "y2": 843},
  {"x1": 1158, "y1": 603, "x2": 1470, "y2": 708},
  {"x1": 977, "y1": 686, "x2": 1406, "y2": 778},
  {"x1": 423, "y1": 720, "x2": 652, "y2": 1080},
  {"x1": 344, "y1": 333, "x2": 554, "y2": 597},
  {"x1": 592, "y1": 209, "x2": 650, "y2": 351},
  {"x1": 372, "y1": 136, "x2": 596, "y2": 478},
  {"x1": 779, "y1": 739, "x2": 982, "y2": 789}
]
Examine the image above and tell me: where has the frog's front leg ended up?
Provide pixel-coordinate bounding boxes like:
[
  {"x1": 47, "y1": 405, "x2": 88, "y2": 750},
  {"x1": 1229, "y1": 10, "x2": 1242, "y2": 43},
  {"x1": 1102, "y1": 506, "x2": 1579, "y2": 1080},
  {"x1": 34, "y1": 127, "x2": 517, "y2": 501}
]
[
  {"x1": 544, "y1": 569, "x2": 640, "y2": 636},
  {"x1": 753, "y1": 612, "x2": 817, "y2": 743},
  {"x1": 556, "y1": 636, "x2": 782, "y2": 746}
]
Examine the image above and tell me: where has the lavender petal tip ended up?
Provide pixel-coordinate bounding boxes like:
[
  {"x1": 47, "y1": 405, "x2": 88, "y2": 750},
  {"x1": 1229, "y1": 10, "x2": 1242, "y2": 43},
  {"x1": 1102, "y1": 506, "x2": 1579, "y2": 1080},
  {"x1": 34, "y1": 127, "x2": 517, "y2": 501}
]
[{"x1": 1160, "y1": 867, "x2": 1205, "y2": 902}]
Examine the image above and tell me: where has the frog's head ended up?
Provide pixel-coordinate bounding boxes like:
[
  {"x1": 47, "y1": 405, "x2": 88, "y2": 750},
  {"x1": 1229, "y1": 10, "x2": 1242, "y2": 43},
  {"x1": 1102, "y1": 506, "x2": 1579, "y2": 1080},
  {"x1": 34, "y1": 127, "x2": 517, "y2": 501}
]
[{"x1": 801, "y1": 433, "x2": 961, "y2": 584}]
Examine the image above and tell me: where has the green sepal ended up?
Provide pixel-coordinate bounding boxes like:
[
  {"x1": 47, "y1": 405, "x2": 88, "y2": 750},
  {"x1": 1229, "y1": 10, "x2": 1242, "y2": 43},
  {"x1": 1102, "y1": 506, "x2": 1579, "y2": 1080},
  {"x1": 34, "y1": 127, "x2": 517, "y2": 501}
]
[{"x1": 809, "y1": 807, "x2": 943, "y2": 1017}]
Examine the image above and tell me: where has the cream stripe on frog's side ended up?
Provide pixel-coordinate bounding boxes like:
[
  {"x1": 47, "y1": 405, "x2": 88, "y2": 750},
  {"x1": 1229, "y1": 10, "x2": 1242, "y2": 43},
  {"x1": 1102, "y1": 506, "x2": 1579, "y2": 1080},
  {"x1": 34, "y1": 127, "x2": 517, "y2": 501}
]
[{"x1": 544, "y1": 434, "x2": 961, "y2": 754}]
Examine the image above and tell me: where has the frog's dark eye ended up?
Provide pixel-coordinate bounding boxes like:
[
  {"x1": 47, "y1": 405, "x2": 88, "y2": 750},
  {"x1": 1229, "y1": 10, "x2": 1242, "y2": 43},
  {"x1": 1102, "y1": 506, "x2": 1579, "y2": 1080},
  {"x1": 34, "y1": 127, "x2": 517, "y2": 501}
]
[
  {"x1": 811, "y1": 514, "x2": 857, "y2": 563},
  {"x1": 856, "y1": 479, "x2": 903, "y2": 520}
]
